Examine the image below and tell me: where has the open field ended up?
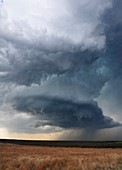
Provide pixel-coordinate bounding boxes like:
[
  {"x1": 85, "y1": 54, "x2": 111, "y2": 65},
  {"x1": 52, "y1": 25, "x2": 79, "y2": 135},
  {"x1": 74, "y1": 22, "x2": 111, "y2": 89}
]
[
  {"x1": 0, "y1": 142, "x2": 122, "y2": 170},
  {"x1": 0, "y1": 139, "x2": 122, "y2": 148}
]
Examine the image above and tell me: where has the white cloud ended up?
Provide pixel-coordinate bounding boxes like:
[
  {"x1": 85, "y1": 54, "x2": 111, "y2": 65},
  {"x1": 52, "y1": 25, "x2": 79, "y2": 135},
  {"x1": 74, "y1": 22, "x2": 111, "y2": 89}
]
[{"x1": 1, "y1": 0, "x2": 112, "y2": 51}]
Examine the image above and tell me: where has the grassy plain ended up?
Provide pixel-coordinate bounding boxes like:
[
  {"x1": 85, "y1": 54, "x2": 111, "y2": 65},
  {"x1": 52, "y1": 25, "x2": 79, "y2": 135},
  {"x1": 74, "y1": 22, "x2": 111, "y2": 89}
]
[{"x1": 0, "y1": 142, "x2": 122, "y2": 170}]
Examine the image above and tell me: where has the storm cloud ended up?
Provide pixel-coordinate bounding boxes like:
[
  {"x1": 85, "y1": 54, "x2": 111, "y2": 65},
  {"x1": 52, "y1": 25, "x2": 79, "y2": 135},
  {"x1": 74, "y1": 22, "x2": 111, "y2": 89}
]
[
  {"x1": 0, "y1": 0, "x2": 122, "y2": 140},
  {"x1": 0, "y1": 0, "x2": 111, "y2": 85},
  {"x1": 14, "y1": 95, "x2": 120, "y2": 130}
]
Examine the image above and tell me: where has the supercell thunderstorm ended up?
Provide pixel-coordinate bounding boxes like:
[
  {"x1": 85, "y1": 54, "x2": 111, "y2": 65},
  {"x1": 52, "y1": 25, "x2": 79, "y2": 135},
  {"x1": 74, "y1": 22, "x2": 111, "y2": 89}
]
[{"x1": 0, "y1": 0, "x2": 122, "y2": 139}]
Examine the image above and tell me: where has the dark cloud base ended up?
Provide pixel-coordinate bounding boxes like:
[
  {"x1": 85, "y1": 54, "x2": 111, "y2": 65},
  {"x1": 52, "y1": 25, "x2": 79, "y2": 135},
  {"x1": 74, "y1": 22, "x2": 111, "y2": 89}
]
[{"x1": 14, "y1": 96, "x2": 120, "y2": 130}]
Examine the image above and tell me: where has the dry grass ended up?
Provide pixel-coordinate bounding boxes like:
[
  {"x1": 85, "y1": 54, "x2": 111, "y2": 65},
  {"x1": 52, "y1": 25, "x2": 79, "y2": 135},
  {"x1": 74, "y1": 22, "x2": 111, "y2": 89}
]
[{"x1": 0, "y1": 143, "x2": 122, "y2": 170}]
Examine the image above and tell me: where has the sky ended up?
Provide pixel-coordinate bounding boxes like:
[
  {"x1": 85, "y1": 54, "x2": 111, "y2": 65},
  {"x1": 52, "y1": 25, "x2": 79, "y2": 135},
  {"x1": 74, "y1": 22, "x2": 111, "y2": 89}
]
[{"x1": 0, "y1": 0, "x2": 122, "y2": 140}]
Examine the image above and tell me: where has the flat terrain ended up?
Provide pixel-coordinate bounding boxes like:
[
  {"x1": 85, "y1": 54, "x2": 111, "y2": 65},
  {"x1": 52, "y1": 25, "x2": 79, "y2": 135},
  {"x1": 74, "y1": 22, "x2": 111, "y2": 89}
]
[
  {"x1": 0, "y1": 139, "x2": 122, "y2": 148},
  {"x1": 0, "y1": 142, "x2": 122, "y2": 170}
]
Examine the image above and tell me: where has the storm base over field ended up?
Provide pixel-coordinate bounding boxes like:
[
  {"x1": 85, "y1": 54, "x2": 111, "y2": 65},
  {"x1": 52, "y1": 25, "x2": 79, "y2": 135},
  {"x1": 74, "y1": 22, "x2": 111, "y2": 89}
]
[{"x1": 0, "y1": 0, "x2": 122, "y2": 140}]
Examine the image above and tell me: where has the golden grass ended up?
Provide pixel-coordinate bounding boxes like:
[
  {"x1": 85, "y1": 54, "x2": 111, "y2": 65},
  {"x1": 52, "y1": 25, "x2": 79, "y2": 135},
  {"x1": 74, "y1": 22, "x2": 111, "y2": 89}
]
[{"x1": 0, "y1": 143, "x2": 122, "y2": 170}]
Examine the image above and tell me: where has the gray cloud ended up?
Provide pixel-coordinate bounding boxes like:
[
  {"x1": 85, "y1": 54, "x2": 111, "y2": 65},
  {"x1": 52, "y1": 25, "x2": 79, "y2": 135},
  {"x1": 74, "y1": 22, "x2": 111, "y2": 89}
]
[
  {"x1": 13, "y1": 95, "x2": 120, "y2": 130},
  {"x1": 0, "y1": 49, "x2": 103, "y2": 86},
  {"x1": 0, "y1": 0, "x2": 122, "y2": 140},
  {"x1": 96, "y1": 0, "x2": 122, "y2": 121},
  {"x1": 0, "y1": 0, "x2": 111, "y2": 86}
]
